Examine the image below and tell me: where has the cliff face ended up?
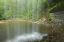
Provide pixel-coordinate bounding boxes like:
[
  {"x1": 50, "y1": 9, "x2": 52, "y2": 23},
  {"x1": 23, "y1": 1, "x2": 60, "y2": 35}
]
[{"x1": 50, "y1": 11, "x2": 64, "y2": 22}]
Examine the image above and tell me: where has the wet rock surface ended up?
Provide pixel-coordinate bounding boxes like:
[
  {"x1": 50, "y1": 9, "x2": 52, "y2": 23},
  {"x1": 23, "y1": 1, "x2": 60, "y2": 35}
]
[
  {"x1": 34, "y1": 31, "x2": 64, "y2": 42},
  {"x1": 38, "y1": 11, "x2": 64, "y2": 42}
]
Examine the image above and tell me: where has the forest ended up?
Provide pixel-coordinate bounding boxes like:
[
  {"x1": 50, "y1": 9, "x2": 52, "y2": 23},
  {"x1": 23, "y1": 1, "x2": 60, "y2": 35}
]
[{"x1": 0, "y1": 0, "x2": 64, "y2": 21}]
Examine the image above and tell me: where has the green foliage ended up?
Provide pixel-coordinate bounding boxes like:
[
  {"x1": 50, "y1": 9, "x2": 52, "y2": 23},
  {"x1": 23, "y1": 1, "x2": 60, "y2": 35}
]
[
  {"x1": 0, "y1": 1, "x2": 4, "y2": 20},
  {"x1": 0, "y1": 0, "x2": 41, "y2": 21},
  {"x1": 0, "y1": 0, "x2": 63, "y2": 21},
  {"x1": 48, "y1": 1, "x2": 64, "y2": 12}
]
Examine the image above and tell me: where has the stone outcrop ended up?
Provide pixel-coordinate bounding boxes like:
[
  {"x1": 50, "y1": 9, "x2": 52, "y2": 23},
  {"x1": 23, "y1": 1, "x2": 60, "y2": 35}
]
[{"x1": 38, "y1": 11, "x2": 64, "y2": 42}]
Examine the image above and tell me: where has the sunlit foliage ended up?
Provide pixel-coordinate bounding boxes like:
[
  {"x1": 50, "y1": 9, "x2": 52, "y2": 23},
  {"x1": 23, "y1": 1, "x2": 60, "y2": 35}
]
[{"x1": 0, "y1": 0, "x2": 63, "y2": 21}]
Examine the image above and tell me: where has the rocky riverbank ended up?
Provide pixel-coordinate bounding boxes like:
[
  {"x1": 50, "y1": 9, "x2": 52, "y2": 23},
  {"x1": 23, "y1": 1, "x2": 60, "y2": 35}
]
[{"x1": 37, "y1": 11, "x2": 64, "y2": 42}]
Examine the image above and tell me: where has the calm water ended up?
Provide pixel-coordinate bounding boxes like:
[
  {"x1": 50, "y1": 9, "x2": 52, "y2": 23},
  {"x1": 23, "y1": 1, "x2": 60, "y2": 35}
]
[
  {"x1": 0, "y1": 20, "x2": 64, "y2": 42},
  {"x1": 0, "y1": 20, "x2": 51, "y2": 42}
]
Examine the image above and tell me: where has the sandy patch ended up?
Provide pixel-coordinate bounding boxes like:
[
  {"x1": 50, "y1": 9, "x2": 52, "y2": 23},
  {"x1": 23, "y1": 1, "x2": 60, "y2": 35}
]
[{"x1": 0, "y1": 21, "x2": 5, "y2": 23}]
